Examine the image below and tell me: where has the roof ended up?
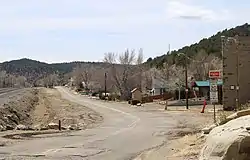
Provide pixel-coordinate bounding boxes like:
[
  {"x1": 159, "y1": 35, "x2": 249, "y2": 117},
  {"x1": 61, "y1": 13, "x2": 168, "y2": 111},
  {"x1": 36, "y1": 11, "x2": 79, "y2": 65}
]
[
  {"x1": 195, "y1": 80, "x2": 223, "y2": 87},
  {"x1": 131, "y1": 88, "x2": 139, "y2": 93}
]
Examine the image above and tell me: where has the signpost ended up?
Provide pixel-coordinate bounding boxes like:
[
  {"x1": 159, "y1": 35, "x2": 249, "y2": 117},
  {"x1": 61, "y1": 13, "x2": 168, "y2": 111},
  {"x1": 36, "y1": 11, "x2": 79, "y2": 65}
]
[{"x1": 209, "y1": 70, "x2": 221, "y2": 123}]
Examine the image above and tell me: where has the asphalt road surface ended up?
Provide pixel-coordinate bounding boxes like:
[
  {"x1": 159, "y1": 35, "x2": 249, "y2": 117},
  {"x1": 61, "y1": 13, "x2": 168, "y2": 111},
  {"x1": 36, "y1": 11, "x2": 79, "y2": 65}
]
[
  {"x1": 0, "y1": 88, "x2": 27, "y2": 106},
  {"x1": 0, "y1": 87, "x2": 187, "y2": 160}
]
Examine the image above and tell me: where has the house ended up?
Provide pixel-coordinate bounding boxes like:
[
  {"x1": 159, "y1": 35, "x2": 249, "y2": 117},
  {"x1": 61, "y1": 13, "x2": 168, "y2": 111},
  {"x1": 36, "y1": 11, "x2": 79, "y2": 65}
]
[
  {"x1": 193, "y1": 80, "x2": 223, "y2": 104},
  {"x1": 151, "y1": 76, "x2": 168, "y2": 96},
  {"x1": 131, "y1": 88, "x2": 142, "y2": 102}
]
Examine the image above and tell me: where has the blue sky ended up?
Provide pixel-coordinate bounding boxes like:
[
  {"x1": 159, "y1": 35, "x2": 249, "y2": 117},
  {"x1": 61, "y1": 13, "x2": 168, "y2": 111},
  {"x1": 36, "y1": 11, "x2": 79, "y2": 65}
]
[{"x1": 0, "y1": 0, "x2": 249, "y2": 63}]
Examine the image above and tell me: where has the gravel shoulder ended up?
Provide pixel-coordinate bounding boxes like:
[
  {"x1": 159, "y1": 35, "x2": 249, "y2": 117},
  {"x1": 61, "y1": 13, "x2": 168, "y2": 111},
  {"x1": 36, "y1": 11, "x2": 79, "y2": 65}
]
[{"x1": 31, "y1": 88, "x2": 103, "y2": 130}]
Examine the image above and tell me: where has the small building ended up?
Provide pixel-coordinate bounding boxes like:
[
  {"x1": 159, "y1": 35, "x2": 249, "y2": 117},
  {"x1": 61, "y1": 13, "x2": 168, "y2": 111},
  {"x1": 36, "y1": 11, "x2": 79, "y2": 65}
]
[
  {"x1": 193, "y1": 80, "x2": 223, "y2": 104},
  {"x1": 131, "y1": 88, "x2": 142, "y2": 102},
  {"x1": 151, "y1": 76, "x2": 167, "y2": 96}
]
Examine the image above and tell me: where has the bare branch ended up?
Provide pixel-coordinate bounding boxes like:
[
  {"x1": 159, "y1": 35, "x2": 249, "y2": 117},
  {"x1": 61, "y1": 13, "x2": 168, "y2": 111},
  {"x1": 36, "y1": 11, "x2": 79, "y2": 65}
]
[
  {"x1": 104, "y1": 52, "x2": 117, "y2": 64},
  {"x1": 137, "y1": 48, "x2": 144, "y2": 65},
  {"x1": 119, "y1": 49, "x2": 135, "y2": 65}
]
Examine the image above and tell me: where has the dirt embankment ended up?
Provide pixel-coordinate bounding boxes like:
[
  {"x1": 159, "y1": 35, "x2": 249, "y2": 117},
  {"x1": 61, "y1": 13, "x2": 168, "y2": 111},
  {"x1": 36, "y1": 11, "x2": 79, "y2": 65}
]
[
  {"x1": 0, "y1": 89, "x2": 39, "y2": 131},
  {"x1": 31, "y1": 88, "x2": 103, "y2": 130},
  {"x1": 0, "y1": 88, "x2": 103, "y2": 132}
]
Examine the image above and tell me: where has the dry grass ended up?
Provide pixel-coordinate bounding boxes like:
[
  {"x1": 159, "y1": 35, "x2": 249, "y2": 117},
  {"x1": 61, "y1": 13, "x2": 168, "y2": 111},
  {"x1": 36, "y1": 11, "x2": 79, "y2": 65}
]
[
  {"x1": 170, "y1": 134, "x2": 206, "y2": 159},
  {"x1": 240, "y1": 103, "x2": 250, "y2": 111}
]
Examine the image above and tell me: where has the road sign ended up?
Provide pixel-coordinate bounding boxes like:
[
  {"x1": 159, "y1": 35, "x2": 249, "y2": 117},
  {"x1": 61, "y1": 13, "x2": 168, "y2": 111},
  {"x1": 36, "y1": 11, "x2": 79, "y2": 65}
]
[
  {"x1": 209, "y1": 70, "x2": 221, "y2": 79},
  {"x1": 210, "y1": 79, "x2": 218, "y2": 103}
]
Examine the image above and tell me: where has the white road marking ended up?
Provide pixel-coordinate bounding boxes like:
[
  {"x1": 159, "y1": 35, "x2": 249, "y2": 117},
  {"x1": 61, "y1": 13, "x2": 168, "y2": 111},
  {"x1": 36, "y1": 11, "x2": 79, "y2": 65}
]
[{"x1": 41, "y1": 87, "x2": 141, "y2": 155}]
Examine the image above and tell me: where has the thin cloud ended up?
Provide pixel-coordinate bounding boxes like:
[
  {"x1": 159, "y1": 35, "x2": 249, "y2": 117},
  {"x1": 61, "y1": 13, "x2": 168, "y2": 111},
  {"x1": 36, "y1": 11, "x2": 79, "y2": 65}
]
[
  {"x1": 179, "y1": 15, "x2": 202, "y2": 20},
  {"x1": 166, "y1": 0, "x2": 231, "y2": 21}
]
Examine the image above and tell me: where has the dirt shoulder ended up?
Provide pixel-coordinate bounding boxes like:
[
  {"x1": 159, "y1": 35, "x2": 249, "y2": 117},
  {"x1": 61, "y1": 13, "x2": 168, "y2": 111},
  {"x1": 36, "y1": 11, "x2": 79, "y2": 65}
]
[
  {"x1": 133, "y1": 107, "x2": 214, "y2": 160},
  {"x1": 31, "y1": 88, "x2": 103, "y2": 130}
]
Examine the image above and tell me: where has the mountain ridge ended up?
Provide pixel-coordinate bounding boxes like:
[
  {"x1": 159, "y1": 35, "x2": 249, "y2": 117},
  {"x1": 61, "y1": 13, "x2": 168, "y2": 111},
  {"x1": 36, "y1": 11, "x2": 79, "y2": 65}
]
[{"x1": 146, "y1": 23, "x2": 250, "y2": 67}]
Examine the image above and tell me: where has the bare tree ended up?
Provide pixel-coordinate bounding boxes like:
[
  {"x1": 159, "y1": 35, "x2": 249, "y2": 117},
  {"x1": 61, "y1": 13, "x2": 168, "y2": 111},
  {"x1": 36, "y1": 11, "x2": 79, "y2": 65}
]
[
  {"x1": 42, "y1": 74, "x2": 59, "y2": 88},
  {"x1": 73, "y1": 64, "x2": 93, "y2": 89},
  {"x1": 189, "y1": 50, "x2": 222, "y2": 80},
  {"x1": 0, "y1": 71, "x2": 7, "y2": 87},
  {"x1": 136, "y1": 48, "x2": 144, "y2": 91},
  {"x1": 104, "y1": 49, "x2": 136, "y2": 100},
  {"x1": 15, "y1": 76, "x2": 27, "y2": 87}
]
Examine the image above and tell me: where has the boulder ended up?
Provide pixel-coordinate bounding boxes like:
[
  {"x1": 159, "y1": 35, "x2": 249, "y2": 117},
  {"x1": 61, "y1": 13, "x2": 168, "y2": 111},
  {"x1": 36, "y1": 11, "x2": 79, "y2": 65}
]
[
  {"x1": 47, "y1": 122, "x2": 59, "y2": 130},
  {"x1": 32, "y1": 125, "x2": 41, "y2": 130},
  {"x1": 200, "y1": 115, "x2": 250, "y2": 160},
  {"x1": 15, "y1": 124, "x2": 27, "y2": 130},
  {"x1": 67, "y1": 124, "x2": 80, "y2": 130},
  {"x1": 226, "y1": 109, "x2": 250, "y2": 122},
  {"x1": 237, "y1": 109, "x2": 250, "y2": 117},
  {"x1": 202, "y1": 124, "x2": 217, "y2": 134},
  {"x1": 202, "y1": 127, "x2": 210, "y2": 134},
  {"x1": 6, "y1": 125, "x2": 14, "y2": 130}
]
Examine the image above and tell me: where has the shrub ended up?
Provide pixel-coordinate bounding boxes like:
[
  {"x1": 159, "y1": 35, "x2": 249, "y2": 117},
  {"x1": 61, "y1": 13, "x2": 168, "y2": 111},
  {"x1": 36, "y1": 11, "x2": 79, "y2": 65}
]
[{"x1": 131, "y1": 100, "x2": 141, "y2": 105}]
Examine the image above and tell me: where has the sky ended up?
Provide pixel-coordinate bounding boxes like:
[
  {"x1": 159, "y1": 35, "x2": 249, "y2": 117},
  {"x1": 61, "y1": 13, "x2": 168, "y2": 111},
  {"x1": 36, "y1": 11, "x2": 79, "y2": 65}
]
[{"x1": 0, "y1": 0, "x2": 249, "y2": 63}]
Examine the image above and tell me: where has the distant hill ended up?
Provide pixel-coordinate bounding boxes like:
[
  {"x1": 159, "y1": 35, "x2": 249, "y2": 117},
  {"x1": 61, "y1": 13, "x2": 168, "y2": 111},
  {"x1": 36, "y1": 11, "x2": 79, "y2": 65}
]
[
  {"x1": 0, "y1": 58, "x2": 108, "y2": 84},
  {"x1": 147, "y1": 23, "x2": 250, "y2": 67}
]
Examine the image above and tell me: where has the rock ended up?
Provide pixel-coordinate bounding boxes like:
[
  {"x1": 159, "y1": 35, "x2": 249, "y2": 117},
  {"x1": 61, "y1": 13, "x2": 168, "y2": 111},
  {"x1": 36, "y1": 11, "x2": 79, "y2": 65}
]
[
  {"x1": 68, "y1": 124, "x2": 80, "y2": 130},
  {"x1": 237, "y1": 109, "x2": 250, "y2": 117},
  {"x1": 47, "y1": 122, "x2": 59, "y2": 130},
  {"x1": 226, "y1": 112, "x2": 237, "y2": 120},
  {"x1": 6, "y1": 125, "x2": 14, "y2": 130},
  {"x1": 202, "y1": 127, "x2": 210, "y2": 134},
  {"x1": 200, "y1": 115, "x2": 250, "y2": 160},
  {"x1": 226, "y1": 109, "x2": 250, "y2": 123},
  {"x1": 26, "y1": 126, "x2": 35, "y2": 131},
  {"x1": 15, "y1": 124, "x2": 27, "y2": 130},
  {"x1": 40, "y1": 127, "x2": 49, "y2": 131},
  {"x1": 202, "y1": 124, "x2": 217, "y2": 134},
  {"x1": 61, "y1": 126, "x2": 67, "y2": 130},
  {"x1": 0, "y1": 125, "x2": 6, "y2": 131},
  {"x1": 32, "y1": 125, "x2": 41, "y2": 130}
]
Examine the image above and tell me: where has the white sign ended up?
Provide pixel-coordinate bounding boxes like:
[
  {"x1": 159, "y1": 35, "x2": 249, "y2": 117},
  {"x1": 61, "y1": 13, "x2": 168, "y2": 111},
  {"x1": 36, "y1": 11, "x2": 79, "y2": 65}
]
[{"x1": 210, "y1": 79, "x2": 218, "y2": 103}]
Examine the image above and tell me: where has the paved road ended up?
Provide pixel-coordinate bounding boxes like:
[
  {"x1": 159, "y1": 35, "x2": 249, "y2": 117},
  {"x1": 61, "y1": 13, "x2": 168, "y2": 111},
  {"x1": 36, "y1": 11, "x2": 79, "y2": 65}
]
[
  {"x1": 0, "y1": 87, "x2": 187, "y2": 160},
  {"x1": 0, "y1": 88, "x2": 27, "y2": 106}
]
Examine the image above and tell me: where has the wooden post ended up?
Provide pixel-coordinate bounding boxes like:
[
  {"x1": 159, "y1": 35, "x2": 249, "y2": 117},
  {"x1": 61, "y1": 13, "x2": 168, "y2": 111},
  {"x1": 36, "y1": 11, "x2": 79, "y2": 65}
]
[
  {"x1": 213, "y1": 104, "x2": 216, "y2": 124},
  {"x1": 165, "y1": 100, "x2": 168, "y2": 110},
  {"x1": 59, "y1": 120, "x2": 61, "y2": 131}
]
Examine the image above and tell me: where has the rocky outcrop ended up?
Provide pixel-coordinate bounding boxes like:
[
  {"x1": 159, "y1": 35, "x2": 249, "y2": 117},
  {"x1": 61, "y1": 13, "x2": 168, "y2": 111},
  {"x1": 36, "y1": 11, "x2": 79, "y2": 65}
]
[
  {"x1": 200, "y1": 115, "x2": 250, "y2": 160},
  {"x1": 221, "y1": 109, "x2": 250, "y2": 125}
]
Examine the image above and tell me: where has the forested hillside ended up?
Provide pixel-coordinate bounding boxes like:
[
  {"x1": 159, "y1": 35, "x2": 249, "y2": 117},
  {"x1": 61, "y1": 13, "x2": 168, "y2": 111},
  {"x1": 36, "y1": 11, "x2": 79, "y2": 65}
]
[
  {"x1": 147, "y1": 23, "x2": 250, "y2": 68},
  {"x1": 0, "y1": 58, "x2": 108, "y2": 85}
]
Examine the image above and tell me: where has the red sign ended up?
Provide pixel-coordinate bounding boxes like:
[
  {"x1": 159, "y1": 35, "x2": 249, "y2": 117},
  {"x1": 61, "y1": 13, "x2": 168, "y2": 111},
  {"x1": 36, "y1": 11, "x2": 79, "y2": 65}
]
[{"x1": 209, "y1": 70, "x2": 221, "y2": 79}]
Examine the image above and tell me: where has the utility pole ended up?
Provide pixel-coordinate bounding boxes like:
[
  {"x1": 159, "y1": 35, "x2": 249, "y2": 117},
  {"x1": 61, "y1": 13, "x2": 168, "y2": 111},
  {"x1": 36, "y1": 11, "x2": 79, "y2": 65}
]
[
  {"x1": 235, "y1": 36, "x2": 240, "y2": 111},
  {"x1": 104, "y1": 72, "x2": 107, "y2": 97},
  {"x1": 177, "y1": 52, "x2": 189, "y2": 110},
  {"x1": 185, "y1": 54, "x2": 189, "y2": 110},
  {"x1": 227, "y1": 36, "x2": 239, "y2": 111}
]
